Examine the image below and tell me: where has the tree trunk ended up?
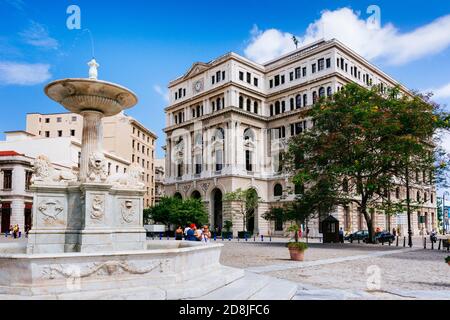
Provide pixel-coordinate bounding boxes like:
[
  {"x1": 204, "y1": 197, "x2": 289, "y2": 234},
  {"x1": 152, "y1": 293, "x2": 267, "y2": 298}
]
[
  {"x1": 361, "y1": 206, "x2": 375, "y2": 244},
  {"x1": 405, "y1": 165, "x2": 413, "y2": 247}
]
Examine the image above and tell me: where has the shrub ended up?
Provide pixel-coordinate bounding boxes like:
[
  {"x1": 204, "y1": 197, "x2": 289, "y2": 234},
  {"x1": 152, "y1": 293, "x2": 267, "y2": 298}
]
[{"x1": 287, "y1": 242, "x2": 308, "y2": 251}]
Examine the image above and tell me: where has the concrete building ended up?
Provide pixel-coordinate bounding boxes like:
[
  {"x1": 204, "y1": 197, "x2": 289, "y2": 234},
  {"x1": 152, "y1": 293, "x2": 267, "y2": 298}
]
[
  {"x1": 163, "y1": 39, "x2": 437, "y2": 237},
  {"x1": 26, "y1": 112, "x2": 158, "y2": 207}
]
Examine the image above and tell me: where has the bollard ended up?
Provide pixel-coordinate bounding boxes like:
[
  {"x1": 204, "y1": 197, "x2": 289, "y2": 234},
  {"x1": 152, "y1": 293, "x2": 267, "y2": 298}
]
[
  {"x1": 214, "y1": 235, "x2": 217, "y2": 242},
  {"x1": 245, "y1": 235, "x2": 248, "y2": 242},
  {"x1": 261, "y1": 235, "x2": 264, "y2": 242},
  {"x1": 159, "y1": 233, "x2": 162, "y2": 240},
  {"x1": 438, "y1": 239, "x2": 442, "y2": 250}
]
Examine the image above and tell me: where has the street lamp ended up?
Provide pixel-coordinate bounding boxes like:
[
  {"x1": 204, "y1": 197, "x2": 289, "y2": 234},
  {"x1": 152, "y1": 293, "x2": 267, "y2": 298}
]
[{"x1": 443, "y1": 191, "x2": 450, "y2": 235}]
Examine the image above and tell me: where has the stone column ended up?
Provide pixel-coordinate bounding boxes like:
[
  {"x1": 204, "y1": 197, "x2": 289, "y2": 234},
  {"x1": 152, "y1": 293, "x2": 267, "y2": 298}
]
[{"x1": 79, "y1": 111, "x2": 104, "y2": 181}]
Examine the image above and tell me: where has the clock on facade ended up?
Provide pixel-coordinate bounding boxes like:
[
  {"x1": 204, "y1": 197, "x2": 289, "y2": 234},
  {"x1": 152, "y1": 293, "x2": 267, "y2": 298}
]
[{"x1": 194, "y1": 80, "x2": 203, "y2": 93}]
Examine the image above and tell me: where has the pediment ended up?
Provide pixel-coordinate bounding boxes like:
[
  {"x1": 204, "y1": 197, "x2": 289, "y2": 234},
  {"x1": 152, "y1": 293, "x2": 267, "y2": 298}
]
[{"x1": 183, "y1": 62, "x2": 210, "y2": 79}]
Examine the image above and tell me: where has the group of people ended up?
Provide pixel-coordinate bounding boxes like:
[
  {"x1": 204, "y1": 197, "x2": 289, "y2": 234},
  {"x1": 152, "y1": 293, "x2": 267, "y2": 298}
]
[{"x1": 175, "y1": 224, "x2": 212, "y2": 243}]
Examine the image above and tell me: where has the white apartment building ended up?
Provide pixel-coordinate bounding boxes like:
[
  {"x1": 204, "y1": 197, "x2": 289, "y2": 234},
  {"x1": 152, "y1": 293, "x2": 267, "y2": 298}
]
[{"x1": 163, "y1": 39, "x2": 437, "y2": 237}]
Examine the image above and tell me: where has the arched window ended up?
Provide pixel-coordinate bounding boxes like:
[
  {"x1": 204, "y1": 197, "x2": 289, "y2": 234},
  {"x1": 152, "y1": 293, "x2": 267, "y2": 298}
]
[
  {"x1": 290, "y1": 98, "x2": 294, "y2": 111},
  {"x1": 313, "y1": 91, "x2": 318, "y2": 103},
  {"x1": 174, "y1": 192, "x2": 183, "y2": 200},
  {"x1": 213, "y1": 128, "x2": 225, "y2": 141},
  {"x1": 417, "y1": 191, "x2": 421, "y2": 202},
  {"x1": 270, "y1": 104, "x2": 274, "y2": 116},
  {"x1": 275, "y1": 101, "x2": 281, "y2": 115},
  {"x1": 296, "y1": 95, "x2": 302, "y2": 109},
  {"x1": 303, "y1": 94, "x2": 308, "y2": 107},
  {"x1": 281, "y1": 101, "x2": 286, "y2": 113},
  {"x1": 212, "y1": 101, "x2": 216, "y2": 112},
  {"x1": 239, "y1": 96, "x2": 244, "y2": 109},
  {"x1": 254, "y1": 101, "x2": 259, "y2": 114},
  {"x1": 327, "y1": 87, "x2": 332, "y2": 97},
  {"x1": 246, "y1": 99, "x2": 251, "y2": 112},
  {"x1": 191, "y1": 191, "x2": 201, "y2": 200},
  {"x1": 274, "y1": 184, "x2": 283, "y2": 197},
  {"x1": 319, "y1": 87, "x2": 325, "y2": 98},
  {"x1": 244, "y1": 128, "x2": 255, "y2": 141},
  {"x1": 194, "y1": 132, "x2": 203, "y2": 145}
]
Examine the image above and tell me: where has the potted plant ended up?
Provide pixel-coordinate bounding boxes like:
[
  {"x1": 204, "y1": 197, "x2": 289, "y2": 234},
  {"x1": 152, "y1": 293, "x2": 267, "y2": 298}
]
[
  {"x1": 446, "y1": 256, "x2": 450, "y2": 266},
  {"x1": 222, "y1": 220, "x2": 233, "y2": 239},
  {"x1": 287, "y1": 225, "x2": 308, "y2": 261}
]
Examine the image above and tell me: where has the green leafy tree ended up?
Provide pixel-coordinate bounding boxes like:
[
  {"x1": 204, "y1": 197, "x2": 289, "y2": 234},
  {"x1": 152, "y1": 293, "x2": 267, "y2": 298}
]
[
  {"x1": 145, "y1": 197, "x2": 209, "y2": 230},
  {"x1": 284, "y1": 83, "x2": 449, "y2": 243},
  {"x1": 224, "y1": 188, "x2": 260, "y2": 232}
]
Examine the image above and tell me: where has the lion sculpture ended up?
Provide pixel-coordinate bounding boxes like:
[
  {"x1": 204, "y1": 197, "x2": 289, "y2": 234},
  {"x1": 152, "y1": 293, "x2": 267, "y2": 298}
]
[
  {"x1": 107, "y1": 164, "x2": 145, "y2": 190},
  {"x1": 31, "y1": 155, "x2": 78, "y2": 185},
  {"x1": 87, "y1": 152, "x2": 108, "y2": 183}
]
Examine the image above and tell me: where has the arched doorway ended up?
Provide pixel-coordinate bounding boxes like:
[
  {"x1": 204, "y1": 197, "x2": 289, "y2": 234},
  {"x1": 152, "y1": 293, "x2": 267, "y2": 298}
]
[
  {"x1": 246, "y1": 188, "x2": 258, "y2": 233},
  {"x1": 212, "y1": 189, "x2": 223, "y2": 232},
  {"x1": 191, "y1": 190, "x2": 201, "y2": 200},
  {"x1": 174, "y1": 192, "x2": 182, "y2": 200}
]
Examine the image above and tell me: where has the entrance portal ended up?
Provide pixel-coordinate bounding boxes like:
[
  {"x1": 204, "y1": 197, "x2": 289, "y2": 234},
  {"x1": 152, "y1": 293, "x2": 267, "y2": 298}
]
[
  {"x1": 1, "y1": 204, "x2": 11, "y2": 234},
  {"x1": 212, "y1": 189, "x2": 223, "y2": 232}
]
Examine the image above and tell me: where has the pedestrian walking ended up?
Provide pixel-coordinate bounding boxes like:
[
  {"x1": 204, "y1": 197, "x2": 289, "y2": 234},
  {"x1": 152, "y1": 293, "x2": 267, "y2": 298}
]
[{"x1": 339, "y1": 227, "x2": 344, "y2": 243}]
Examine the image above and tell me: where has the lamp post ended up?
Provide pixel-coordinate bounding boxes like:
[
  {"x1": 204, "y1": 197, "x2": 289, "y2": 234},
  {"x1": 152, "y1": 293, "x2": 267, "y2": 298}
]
[{"x1": 443, "y1": 191, "x2": 450, "y2": 235}]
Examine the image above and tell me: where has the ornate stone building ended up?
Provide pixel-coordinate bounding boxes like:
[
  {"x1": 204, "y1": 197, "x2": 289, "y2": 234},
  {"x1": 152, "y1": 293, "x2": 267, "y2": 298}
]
[{"x1": 163, "y1": 39, "x2": 437, "y2": 237}]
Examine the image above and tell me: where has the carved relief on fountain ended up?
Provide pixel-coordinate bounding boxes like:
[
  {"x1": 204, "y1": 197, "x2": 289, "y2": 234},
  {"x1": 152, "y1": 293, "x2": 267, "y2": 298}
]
[
  {"x1": 37, "y1": 198, "x2": 65, "y2": 226},
  {"x1": 121, "y1": 200, "x2": 137, "y2": 224},
  {"x1": 31, "y1": 155, "x2": 78, "y2": 186},
  {"x1": 87, "y1": 152, "x2": 108, "y2": 183},
  {"x1": 90, "y1": 195, "x2": 105, "y2": 222}
]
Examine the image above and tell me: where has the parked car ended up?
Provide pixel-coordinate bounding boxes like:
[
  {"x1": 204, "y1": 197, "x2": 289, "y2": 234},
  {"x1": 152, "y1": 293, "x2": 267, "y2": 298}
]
[
  {"x1": 345, "y1": 230, "x2": 369, "y2": 242},
  {"x1": 375, "y1": 231, "x2": 395, "y2": 244}
]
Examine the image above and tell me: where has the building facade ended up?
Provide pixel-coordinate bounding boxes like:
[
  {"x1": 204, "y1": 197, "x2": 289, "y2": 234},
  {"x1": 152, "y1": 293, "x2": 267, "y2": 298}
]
[
  {"x1": 154, "y1": 158, "x2": 165, "y2": 204},
  {"x1": 163, "y1": 39, "x2": 437, "y2": 237},
  {"x1": 26, "y1": 112, "x2": 158, "y2": 207}
]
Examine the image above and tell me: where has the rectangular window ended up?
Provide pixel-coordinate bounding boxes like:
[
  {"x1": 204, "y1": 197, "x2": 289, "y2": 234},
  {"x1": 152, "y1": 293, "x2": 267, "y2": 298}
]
[
  {"x1": 302, "y1": 67, "x2": 307, "y2": 77},
  {"x1": 72, "y1": 116, "x2": 77, "y2": 122},
  {"x1": 222, "y1": 71, "x2": 225, "y2": 80},
  {"x1": 254, "y1": 78, "x2": 258, "y2": 87},
  {"x1": 25, "y1": 171, "x2": 33, "y2": 191},
  {"x1": 280, "y1": 75, "x2": 285, "y2": 85},
  {"x1": 216, "y1": 71, "x2": 221, "y2": 82},
  {"x1": 239, "y1": 71, "x2": 244, "y2": 81},
  {"x1": 246, "y1": 72, "x2": 251, "y2": 84},
  {"x1": 246, "y1": 150, "x2": 253, "y2": 172},
  {"x1": 212, "y1": 75, "x2": 215, "y2": 84},
  {"x1": 269, "y1": 79, "x2": 273, "y2": 88},
  {"x1": 45, "y1": 118, "x2": 50, "y2": 123},
  {"x1": 318, "y1": 59, "x2": 324, "y2": 71},
  {"x1": 195, "y1": 154, "x2": 202, "y2": 175},
  {"x1": 71, "y1": 130, "x2": 75, "y2": 137},
  {"x1": 45, "y1": 131, "x2": 50, "y2": 138},
  {"x1": 289, "y1": 72, "x2": 294, "y2": 81},
  {"x1": 216, "y1": 150, "x2": 223, "y2": 172},
  {"x1": 274, "y1": 75, "x2": 280, "y2": 87},
  {"x1": 295, "y1": 67, "x2": 301, "y2": 79},
  {"x1": 58, "y1": 131, "x2": 63, "y2": 137},
  {"x1": 57, "y1": 117, "x2": 62, "y2": 123},
  {"x1": 312, "y1": 64, "x2": 317, "y2": 74},
  {"x1": 3, "y1": 170, "x2": 12, "y2": 190},
  {"x1": 326, "y1": 58, "x2": 331, "y2": 68}
]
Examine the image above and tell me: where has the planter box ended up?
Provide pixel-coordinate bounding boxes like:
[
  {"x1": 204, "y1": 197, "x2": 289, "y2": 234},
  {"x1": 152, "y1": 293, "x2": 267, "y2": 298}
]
[
  {"x1": 221, "y1": 232, "x2": 233, "y2": 239},
  {"x1": 238, "y1": 232, "x2": 253, "y2": 239}
]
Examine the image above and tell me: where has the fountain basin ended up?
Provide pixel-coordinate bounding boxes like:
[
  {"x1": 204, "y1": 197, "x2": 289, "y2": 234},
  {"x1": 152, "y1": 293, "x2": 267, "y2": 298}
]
[{"x1": 0, "y1": 241, "x2": 244, "y2": 300}]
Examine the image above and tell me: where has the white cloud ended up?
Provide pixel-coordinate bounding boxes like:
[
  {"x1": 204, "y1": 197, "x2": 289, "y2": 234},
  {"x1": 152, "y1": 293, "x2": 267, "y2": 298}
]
[
  {"x1": 3, "y1": 0, "x2": 25, "y2": 10},
  {"x1": 244, "y1": 8, "x2": 450, "y2": 65},
  {"x1": 153, "y1": 85, "x2": 169, "y2": 103},
  {"x1": 0, "y1": 61, "x2": 52, "y2": 85},
  {"x1": 428, "y1": 83, "x2": 450, "y2": 100},
  {"x1": 19, "y1": 21, "x2": 59, "y2": 50}
]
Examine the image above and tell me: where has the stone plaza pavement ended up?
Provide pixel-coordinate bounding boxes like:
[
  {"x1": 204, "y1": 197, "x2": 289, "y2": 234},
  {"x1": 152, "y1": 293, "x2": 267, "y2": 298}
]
[{"x1": 220, "y1": 240, "x2": 450, "y2": 300}]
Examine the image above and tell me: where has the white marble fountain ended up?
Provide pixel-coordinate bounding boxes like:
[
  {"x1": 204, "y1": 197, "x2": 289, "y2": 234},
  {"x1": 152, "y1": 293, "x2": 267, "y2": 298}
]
[{"x1": 0, "y1": 60, "x2": 246, "y2": 300}]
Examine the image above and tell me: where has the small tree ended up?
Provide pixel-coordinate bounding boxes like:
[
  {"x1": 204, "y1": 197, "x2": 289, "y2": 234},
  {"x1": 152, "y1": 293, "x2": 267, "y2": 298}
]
[{"x1": 224, "y1": 188, "x2": 260, "y2": 232}]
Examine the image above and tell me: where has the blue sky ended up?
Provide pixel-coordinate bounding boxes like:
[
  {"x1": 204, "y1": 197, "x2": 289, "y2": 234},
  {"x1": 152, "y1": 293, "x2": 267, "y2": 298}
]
[{"x1": 1, "y1": 0, "x2": 450, "y2": 162}]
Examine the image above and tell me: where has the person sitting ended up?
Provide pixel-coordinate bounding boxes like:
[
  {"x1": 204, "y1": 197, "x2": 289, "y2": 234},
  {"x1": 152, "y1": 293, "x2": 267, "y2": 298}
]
[
  {"x1": 202, "y1": 226, "x2": 212, "y2": 243},
  {"x1": 175, "y1": 226, "x2": 183, "y2": 241},
  {"x1": 194, "y1": 225, "x2": 203, "y2": 242},
  {"x1": 186, "y1": 224, "x2": 197, "y2": 241}
]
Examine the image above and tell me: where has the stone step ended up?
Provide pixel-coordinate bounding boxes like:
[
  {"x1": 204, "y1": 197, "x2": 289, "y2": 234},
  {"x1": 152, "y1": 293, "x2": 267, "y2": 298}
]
[
  {"x1": 249, "y1": 277, "x2": 298, "y2": 300},
  {"x1": 196, "y1": 271, "x2": 297, "y2": 301}
]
